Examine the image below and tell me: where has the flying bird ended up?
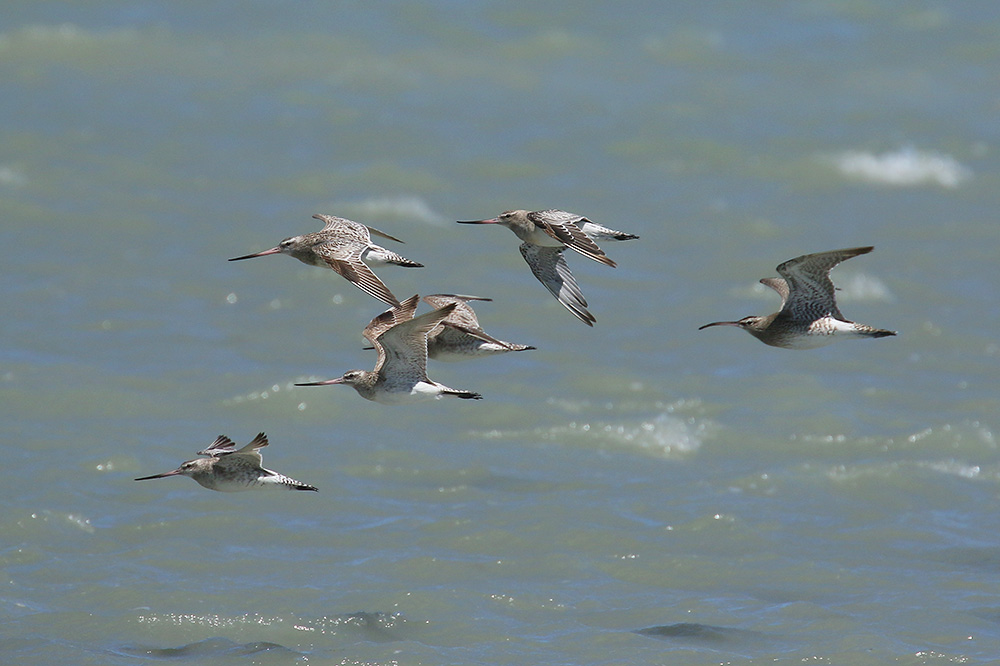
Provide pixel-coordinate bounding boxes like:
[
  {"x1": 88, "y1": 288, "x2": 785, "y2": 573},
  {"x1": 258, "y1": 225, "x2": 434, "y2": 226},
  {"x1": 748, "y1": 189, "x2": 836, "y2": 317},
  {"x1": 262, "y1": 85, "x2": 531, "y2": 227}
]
[
  {"x1": 699, "y1": 246, "x2": 896, "y2": 349},
  {"x1": 422, "y1": 294, "x2": 535, "y2": 361},
  {"x1": 229, "y1": 214, "x2": 422, "y2": 307},
  {"x1": 296, "y1": 295, "x2": 483, "y2": 403},
  {"x1": 134, "y1": 433, "x2": 317, "y2": 492},
  {"x1": 457, "y1": 209, "x2": 638, "y2": 326}
]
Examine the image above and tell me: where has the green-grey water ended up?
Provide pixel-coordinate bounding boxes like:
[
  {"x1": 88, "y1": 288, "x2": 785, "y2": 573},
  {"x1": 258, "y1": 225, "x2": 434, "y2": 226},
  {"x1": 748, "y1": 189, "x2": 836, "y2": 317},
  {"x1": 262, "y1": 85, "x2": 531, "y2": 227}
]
[{"x1": 2, "y1": 2, "x2": 999, "y2": 664}]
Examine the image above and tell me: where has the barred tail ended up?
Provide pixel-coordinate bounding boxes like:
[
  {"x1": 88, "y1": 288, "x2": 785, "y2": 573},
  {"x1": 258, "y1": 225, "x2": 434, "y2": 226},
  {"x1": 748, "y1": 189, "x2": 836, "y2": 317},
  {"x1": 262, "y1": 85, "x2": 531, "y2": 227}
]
[
  {"x1": 366, "y1": 246, "x2": 424, "y2": 267},
  {"x1": 857, "y1": 324, "x2": 897, "y2": 339},
  {"x1": 869, "y1": 329, "x2": 896, "y2": 338},
  {"x1": 267, "y1": 473, "x2": 319, "y2": 491}
]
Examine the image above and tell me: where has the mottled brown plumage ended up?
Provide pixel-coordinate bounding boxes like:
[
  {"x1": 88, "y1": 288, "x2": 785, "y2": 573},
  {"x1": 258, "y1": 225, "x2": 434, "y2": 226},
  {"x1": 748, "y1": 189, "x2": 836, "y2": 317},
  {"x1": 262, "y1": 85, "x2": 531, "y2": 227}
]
[
  {"x1": 135, "y1": 433, "x2": 317, "y2": 492},
  {"x1": 457, "y1": 209, "x2": 638, "y2": 326},
  {"x1": 230, "y1": 214, "x2": 422, "y2": 307},
  {"x1": 421, "y1": 294, "x2": 536, "y2": 361},
  {"x1": 295, "y1": 296, "x2": 483, "y2": 403}
]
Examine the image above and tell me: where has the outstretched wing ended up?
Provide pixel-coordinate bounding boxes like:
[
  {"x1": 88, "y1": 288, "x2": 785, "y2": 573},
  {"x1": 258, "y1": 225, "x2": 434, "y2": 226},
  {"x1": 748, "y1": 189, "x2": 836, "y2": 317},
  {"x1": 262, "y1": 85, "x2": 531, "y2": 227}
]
[
  {"x1": 230, "y1": 432, "x2": 268, "y2": 466},
  {"x1": 376, "y1": 302, "x2": 456, "y2": 378},
  {"x1": 758, "y1": 277, "x2": 790, "y2": 309},
  {"x1": 197, "y1": 435, "x2": 238, "y2": 457},
  {"x1": 776, "y1": 246, "x2": 873, "y2": 321},
  {"x1": 423, "y1": 294, "x2": 518, "y2": 347},
  {"x1": 365, "y1": 225, "x2": 406, "y2": 244},
  {"x1": 363, "y1": 295, "x2": 420, "y2": 351},
  {"x1": 311, "y1": 213, "x2": 406, "y2": 244},
  {"x1": 315, "y1": 243, "x2": 402, "y2": 307},
  {"x1": 312, "y1": 214, "x2": 368, "y2": 240},
  {"x1": 528, "y1": 209, "x2": 616, "y2": 268},
  {"x1": 519, "y1": 242, "x2": 596, "y2": 326}
]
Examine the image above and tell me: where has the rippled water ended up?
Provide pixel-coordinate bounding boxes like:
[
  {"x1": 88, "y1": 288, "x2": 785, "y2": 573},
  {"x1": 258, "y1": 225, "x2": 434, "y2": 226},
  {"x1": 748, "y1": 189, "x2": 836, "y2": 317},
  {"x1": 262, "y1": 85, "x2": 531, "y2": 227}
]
[{"x1": 3, "y1": 2, "x2": 1000, "y2": 664}]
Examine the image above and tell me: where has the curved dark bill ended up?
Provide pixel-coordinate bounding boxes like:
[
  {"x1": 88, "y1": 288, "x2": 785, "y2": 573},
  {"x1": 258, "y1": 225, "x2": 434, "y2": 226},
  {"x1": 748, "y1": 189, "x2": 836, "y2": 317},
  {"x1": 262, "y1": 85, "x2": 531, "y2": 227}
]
[{"x1": 698, "y1": 321, "x2": 740, "y2": 330}]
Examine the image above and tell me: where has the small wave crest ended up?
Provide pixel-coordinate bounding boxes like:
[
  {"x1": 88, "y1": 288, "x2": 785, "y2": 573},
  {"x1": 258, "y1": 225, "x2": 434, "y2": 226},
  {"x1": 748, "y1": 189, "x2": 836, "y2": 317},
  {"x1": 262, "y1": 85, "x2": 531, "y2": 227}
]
[
  {"x1": 134, "y1": 611, "x2": 286, "y2": 629},
  {"x1": 827, "y1": 147, "x2": 972, "y2": 188},
  {"x1": 826, "y1": 272, "x2": 894, "y2": 303},
  {"x1": 134, "y1": 610, "x2": 407, "y2": 640},
  {"x1": 120, "y1": 636, "x2": 299, "y2": 659},
  {"x1": 742, "y1": 272, "x2": 894, "y2": 303},
  {"x1": 477, "y1": 401, "x2": 713, "y2": 458}
]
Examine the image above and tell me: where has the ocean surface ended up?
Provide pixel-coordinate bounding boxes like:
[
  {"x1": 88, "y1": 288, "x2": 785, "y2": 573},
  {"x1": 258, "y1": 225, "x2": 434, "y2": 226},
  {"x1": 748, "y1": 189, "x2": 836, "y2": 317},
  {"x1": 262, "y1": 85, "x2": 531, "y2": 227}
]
[{"x1": 2, "y1": 2, "x2": 999, "y2": 664}]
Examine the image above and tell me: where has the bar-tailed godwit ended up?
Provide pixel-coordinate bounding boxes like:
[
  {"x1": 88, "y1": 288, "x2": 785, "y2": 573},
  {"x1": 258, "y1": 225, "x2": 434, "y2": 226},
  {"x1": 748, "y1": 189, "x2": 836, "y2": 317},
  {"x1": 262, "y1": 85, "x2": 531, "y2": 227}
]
[
  {"x1": 134, "y1": 433, "x2": 317, "y2": 492},
  {"x1": 422, "y1": 294, "x2": 535, "y2": 361},
  {"x1": 295, "y1": 295, "x2": 483, "y2": 403},
  {"x1": 229, "y1": 214, "x2": 422, "y2": 307},
  {"x1": 457, "y1": 209, "x2": 638, "y2": 326}
]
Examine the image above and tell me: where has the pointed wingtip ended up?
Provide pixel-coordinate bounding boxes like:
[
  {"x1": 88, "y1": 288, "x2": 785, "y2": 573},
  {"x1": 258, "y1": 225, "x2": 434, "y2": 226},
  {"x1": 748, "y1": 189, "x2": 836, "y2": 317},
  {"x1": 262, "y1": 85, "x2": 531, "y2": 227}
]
[
  {"x1": 398, "y1": 294, "x2": 421, "y2": 309},
  {"x1": 365, "y1": 224, "x2": 408, "y2": 244},
  {"x1": 571, "y1": 303, "x2": 597, "y2": 326},
  {"x1": 424, "y1": 294, "x2": 493, "y2": 306},
  {"x1": 197, "y1": 434, "x2": 237, "y2": 456},
  {"x1": 564, "y1": 304, "x2": 596, "y2": 326}
]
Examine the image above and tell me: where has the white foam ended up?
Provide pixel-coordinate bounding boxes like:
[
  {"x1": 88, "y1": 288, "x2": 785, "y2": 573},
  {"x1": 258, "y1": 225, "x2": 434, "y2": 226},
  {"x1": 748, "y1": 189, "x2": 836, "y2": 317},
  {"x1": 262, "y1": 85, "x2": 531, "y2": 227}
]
[
  {"x1": 828, "y1": 147, "x2": 972, "y2": 188},
  {"x1": 737, "y1": 266, "x2": 893, "y2": 305},
  {"x1": 476, "y1": 408, "x2": 712, "y2": 459},
  {"x1": 919, "y1": 460, "x2": 981, "y2": 479},
  {"x1": 828, "y1": 272, "x2": 895, "y2": 303},
  {"x1": 741, "y1": 272, "x2": 893, "y2": 303},
  {"x1": 600, "y1": 412, "x2": 709, "y2": 457},
  {"x1": 135, "y1": 612, "x2": 284, "y2": 627}
]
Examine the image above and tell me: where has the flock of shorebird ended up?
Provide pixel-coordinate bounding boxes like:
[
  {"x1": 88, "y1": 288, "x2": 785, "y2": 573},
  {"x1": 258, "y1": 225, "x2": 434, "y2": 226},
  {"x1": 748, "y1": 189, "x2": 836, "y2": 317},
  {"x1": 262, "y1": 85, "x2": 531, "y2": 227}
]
[{"x1": 135, "y1": 209, "x2": 896, "y2": 492}]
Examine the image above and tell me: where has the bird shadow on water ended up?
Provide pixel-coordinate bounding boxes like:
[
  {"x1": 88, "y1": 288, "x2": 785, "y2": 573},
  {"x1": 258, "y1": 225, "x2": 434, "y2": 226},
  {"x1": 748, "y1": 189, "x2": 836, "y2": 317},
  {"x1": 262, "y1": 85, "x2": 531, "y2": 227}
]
[{"x1": 117, "y1": 636, "x2": 304, "y2": 661}]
